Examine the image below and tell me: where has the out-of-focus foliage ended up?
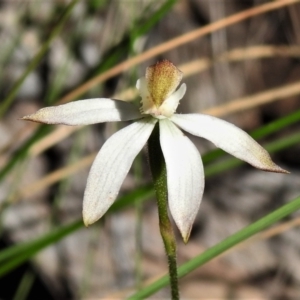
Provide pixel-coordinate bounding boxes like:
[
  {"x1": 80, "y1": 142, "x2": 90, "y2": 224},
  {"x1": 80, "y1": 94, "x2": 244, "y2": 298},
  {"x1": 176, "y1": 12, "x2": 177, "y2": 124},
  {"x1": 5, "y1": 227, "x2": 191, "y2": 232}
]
[{"x1": 1, "y1": 0, "x2": 300, "y2": 299}]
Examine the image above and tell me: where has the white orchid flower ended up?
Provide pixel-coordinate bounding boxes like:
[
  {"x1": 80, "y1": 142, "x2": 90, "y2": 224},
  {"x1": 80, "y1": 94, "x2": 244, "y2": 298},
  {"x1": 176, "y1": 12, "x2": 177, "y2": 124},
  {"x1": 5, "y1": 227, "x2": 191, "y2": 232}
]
[{"x1": 23, "y1": 60, "x2": 288, "y2": 242}]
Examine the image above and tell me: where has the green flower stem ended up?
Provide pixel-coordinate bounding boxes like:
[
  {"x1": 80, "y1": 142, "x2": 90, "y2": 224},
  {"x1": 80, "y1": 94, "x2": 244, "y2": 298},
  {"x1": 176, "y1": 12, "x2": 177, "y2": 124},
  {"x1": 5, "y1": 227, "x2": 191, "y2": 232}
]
[{"x1": 148, "y1": 123, "x2": 179, "y2": 300}]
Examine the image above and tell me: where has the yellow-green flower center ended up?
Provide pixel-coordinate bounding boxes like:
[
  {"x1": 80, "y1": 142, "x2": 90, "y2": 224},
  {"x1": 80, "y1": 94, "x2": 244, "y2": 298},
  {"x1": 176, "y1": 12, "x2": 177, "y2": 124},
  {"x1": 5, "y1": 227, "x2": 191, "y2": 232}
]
[{"x1": 146, "y1": 60, "x2": 183, "y2": 107}]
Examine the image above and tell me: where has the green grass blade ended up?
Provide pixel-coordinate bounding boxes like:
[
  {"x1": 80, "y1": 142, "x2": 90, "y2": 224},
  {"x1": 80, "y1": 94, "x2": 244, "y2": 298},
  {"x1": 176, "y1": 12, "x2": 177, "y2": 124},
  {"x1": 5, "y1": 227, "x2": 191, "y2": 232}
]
[
  {"x1": 128, "y1": 195, "x2": 300, "y2": 299},
  {"x1": 89, "y1": 0, "x2": 176, "y2": 77},
  {"x1": 12, "y1": 270, "x2": 35, "y2": 300},
  {"x1": 110, "y1": 184, "x2": 154, "y2": 212},
  {"x1": 0, "y1": 220, "x2": 83, "y2": 276},
  {"x1": 0, "y1": 125, "x2": 51, "y2": 183},
  {"x1": 0, "y1": 0, "x2": 80, "y2": 118},
  {"x1": 0, "y1": 185, "x2": 153, "y2": 276},
  {"x1": 132, "y1": 0, "x2": 177, "y2": 39}
]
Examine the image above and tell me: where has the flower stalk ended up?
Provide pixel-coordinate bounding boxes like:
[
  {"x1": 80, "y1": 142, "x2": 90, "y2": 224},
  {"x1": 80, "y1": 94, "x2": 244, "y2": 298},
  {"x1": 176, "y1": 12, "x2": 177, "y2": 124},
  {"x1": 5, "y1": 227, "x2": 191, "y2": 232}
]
[{"x1": 148, "y1": 123, "x2": 179, "y2": 300}]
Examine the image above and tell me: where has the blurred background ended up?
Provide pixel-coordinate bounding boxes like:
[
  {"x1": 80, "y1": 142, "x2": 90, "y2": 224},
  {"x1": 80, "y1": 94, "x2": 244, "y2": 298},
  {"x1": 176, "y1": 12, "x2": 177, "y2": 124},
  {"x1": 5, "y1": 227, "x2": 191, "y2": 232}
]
[{"x1": 1, "y1": 0, "x2": 300, "y2": 299}]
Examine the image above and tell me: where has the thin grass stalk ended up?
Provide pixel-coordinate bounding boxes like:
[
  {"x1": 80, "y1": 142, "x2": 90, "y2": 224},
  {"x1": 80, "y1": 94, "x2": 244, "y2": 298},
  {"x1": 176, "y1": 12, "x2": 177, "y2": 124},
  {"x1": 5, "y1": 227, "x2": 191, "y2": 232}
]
[
  {"x1": 128, "y1": 195, "x2": 300, "y2": 299},
  {"x1": 0, "y1": 0, "x2": 80, "y2": 118}
]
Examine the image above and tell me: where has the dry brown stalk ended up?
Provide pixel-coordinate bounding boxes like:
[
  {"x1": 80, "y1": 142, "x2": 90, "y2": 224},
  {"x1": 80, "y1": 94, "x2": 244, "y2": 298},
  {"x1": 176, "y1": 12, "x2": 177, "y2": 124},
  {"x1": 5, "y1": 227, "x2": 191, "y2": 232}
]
[
  {"x1": 12, "y1": 153, "x2": 96, "y2": 202},
  {"x1": 203, "y1": 79, "x2": 300, "y2": 117},
  {"x1": 58, "y1": 0, "x2": 300, "y2": 105}
]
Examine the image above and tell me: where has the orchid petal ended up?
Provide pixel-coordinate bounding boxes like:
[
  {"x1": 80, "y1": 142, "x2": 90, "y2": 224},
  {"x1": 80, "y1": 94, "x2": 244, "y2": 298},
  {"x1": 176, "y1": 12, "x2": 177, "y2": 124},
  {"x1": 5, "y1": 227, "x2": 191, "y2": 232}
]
[
  {"x1": 136, "y1": 77, "x2": 154, "y2": 114},
  {"x1": 159, "y1": 83, "x2": 186, "y2": 117},
  {"x1": 159, "y1": 119, "x2": 204, "y2": 243},
  {"x1": 171, "y1": 114, "x2": 288, "y2": 174},
  {"x1": 136, "y1": 77, "x2": 149, "y2": 99},
  {"x1": 83, "y1": 117, "x2": 157, "y2": 226},
  {"x1": 22, "y1": 98, "x2": 141, "y2": 125}
]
